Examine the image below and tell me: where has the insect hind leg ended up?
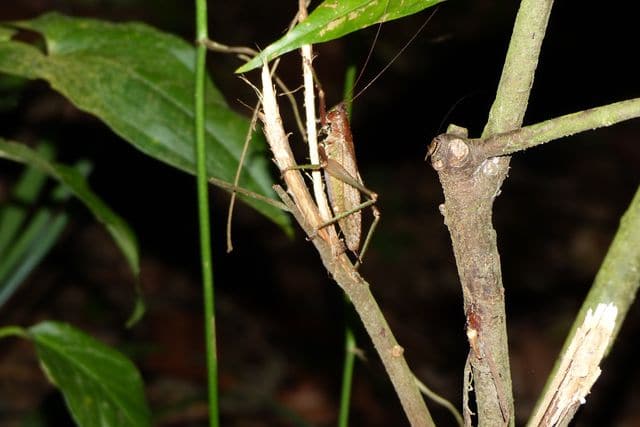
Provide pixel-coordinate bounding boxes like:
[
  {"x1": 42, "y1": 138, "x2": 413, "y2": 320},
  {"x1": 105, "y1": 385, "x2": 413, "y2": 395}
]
[
  {"x1": 355, "y1": 204, "x2": 380, "y2": 268},
  {"x1": 315, "y1": 193, "x2": 379, "y2": 268}
]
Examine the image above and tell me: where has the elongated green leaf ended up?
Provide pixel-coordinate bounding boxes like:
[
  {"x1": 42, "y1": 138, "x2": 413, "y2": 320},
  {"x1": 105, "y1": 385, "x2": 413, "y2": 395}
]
[
  {"x1": 0, "y1": 211, "x2": 68, "y2": 307},
  {"x1": 0, "y1": 144, "x2": 53, "y2": 255},
  {"x1": 28, "y1": 321, "x2": 151, "y2": 427},
  {"x1": 0, "y1": 12, "x2": 289, "y2": 231},
  {"x1": 0, "y1": 144, "x2": 68, "y2": 308},
  {"x1": 0, "y1": 146, "x2": 143, "y2": 328},
  {"x1": 0, "y1": 139, "x2": 139, "y2": 277},
  {"x1": 237, "y1": 0, "x2": 445, "y2": 73}
]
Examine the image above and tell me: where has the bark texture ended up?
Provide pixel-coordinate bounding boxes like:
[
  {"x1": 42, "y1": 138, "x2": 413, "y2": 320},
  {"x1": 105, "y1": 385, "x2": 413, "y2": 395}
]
[{"x1": 428, "y1": 128, "x2": 513, "y2": 426}]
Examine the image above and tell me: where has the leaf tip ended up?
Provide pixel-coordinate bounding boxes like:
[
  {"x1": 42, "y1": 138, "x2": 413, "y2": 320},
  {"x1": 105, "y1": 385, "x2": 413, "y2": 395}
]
[
  {"x1": 235, "y1": 57, "x2": 260, "y2": 74},
  {"x1": 126, "y1": 296, "x2": 146, "y2": 328}
]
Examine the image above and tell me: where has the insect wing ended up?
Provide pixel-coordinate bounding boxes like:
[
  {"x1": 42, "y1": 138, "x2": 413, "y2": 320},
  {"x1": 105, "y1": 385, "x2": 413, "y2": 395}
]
[{"x1": 323, "y1": 105, "x2": 362, "y2": 252}]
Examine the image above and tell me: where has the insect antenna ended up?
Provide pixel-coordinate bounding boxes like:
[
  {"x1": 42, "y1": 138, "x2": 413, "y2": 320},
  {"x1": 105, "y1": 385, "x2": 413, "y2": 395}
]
[
  {"x1": 348, "y1": 12, "x2": 386, "y2": 106},
  {"x1": 349, "y1": 6, "x2": 440, "y2": 104},
  {"x1": 436, "y1": 90, "x2": 483, "y2": 134}
]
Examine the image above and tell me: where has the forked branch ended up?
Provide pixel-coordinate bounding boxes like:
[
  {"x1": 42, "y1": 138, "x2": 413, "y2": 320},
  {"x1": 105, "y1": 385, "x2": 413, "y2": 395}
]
[
  {"x1": 428, "y1": 0, "x2": 640, "y2": 425},
  {"x1": 427, "y1": 97, "x2": 640, "y2": 175},
  {"x1": 428, "y1": 0, "x2": 556, "y2": 425},
  {"x1": 482, "y1": 97, "x2": 640, "y2": 156},
  {"x1": 259, "y1": 64, "x2": 434, "y2": 427}
]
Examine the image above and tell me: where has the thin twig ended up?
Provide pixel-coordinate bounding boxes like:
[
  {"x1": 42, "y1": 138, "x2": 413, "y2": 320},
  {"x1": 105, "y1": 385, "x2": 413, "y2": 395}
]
[
  {"x1": 481, "y1": 97, "x2": 640, "y2": 156},
  {"x1": 298, "y1": 1, "x2": 336, "y2": 228},
  {"x1": 215, "y1": 14, "x2": 306, "y2": 250},
  {"x1": 200, "y1": 39, "x2": 256, "y2": 57},
  {"x1": 204, "y1": 39, "x2": 307, "y2": 138},
  {"x1": 414, "y1": 374, "x2": 464, "y2": 427},
  {"x1": 209, "y1": 177, "x2": 288, "y2": 211},
  {"x1": 226, "y1": 100, "x2": 260, "y2": 252},
  {"x1": 262, "y1": 66, "x2": 434, "y2": 426}
]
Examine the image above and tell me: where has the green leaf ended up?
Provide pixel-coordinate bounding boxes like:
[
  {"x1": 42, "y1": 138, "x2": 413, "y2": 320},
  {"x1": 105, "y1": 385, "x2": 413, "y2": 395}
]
[
  {"x1": 0, "y1": 26, "x2": 16, "y2": 41},
  {"x1": 0, "y1": 139, "x2": 139, "y2": 278},
  {"x1": 28, "y1": 321, "x2": 151, "y2": 427},
  {"x1": 0, "y1": 211, "x2": 68, "y2": 308},
  {"x1": 0, "y1": 144, "x2": 53, "y2": 255},
  {"x1": 0, "y1": 325, "x2": 28, "y2": 339},
  {"x1": 237, "y1": 0, "x2": 445, "y2": 73},
  {"x1": 0, "y1": 144, "x2": 67, "y2": 307},
  {"x1": 0, "y1": 12, "x2": 290, "y2": 232}
]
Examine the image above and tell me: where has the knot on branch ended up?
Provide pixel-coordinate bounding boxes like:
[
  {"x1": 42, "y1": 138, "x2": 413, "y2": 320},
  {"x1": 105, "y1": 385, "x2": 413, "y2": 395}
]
[
  {"x1": 427, "y1": 134, "x2": 472, "y2": 171},
  {"x1": 426, "y1": 125, "x2": 495, "y2": 179}
]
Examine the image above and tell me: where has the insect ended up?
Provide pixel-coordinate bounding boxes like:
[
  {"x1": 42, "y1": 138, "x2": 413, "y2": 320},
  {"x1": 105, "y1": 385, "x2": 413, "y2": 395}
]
[
  {"x1": 317, "y1": 101, "x2": 380, "y2": 264},
  {"x1": 300, "y1": 7, "x2": 439, "y2": 264},
  {"x1": 312, "y1": 7, "x2": 439, "y2": 263},
  {"x1": 222, "y1": 4, "x2": 437, "y2": 261}
]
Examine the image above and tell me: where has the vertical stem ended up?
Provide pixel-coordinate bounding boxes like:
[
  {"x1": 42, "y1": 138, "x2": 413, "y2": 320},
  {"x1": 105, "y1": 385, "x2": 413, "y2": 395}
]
[
  {"x1": 338, "y1": 65, "x2": 357, "y2": 427},
  {"x1": 459, "y1": 0, "x2": 553, "y2": 424},
  {"x1": 339, "y1": 316, "x2": 357, "y2": 427},
  {"x1": 483, "y1": 0, "x2": 555, "y2": 137},
  {"x1": 298, "y1": 1, "x2": 334, "y2": 229},
  {"x1": 194, "y1": 1, "x2": 219, "y2": 426},
  {"x1": 342, "y1": 67, "x2": 356, "y2": 118}
]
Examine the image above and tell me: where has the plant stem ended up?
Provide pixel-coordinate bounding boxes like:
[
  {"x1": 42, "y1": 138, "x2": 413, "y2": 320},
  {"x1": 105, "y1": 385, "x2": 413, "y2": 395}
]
[
  {"x1": 461, "y1": 0, "x2": 553, "y2": 424},
  {"x1": 298, "y1": 0, "x2": 335, "y2": 230},
  {"x1": 276, "y1": 185, "x2": 434, "y2": 427},
  {"x1": 339, "y1": 316, "x2": 357, "y2": 427},
  {"x1": 414, "y1": 375, "x2": 463, "y2": 427},
  {"x1": 338, "y1": 64, "x2": 358, "y2": 427},
  {"x1": 0, "y1": 326, "x2": 28, "y2": 339},
  {"x1": 261, "y1": 64, "x2": 433, "y2": 426},
  {"x1": 194, "y1": 1, "x2": 219, "y2": 426},
  {"x1": 430, "y1": 0, "x2": 555, "y2": 424},
  {"x1": 483, "y1": 0, "x2": 554, "y2": 137},
  {"x1": 527, "y1": 185, "x2": 640, "y2": 426},
  {"x1": 482, "y1": 97, "x2": 640, "y2": 156}
]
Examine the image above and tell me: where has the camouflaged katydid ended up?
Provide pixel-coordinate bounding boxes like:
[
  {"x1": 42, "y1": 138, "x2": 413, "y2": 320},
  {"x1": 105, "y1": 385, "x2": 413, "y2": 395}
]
[
  {"x1": 317, "y1": 101, "x2": 380, "y2": 264},
  {"x1": 313, "y1": 8, "x2": 438, "y2": 263},
  {"x1": 268, "y1": 5, "x2": 438, "y2": 263}
]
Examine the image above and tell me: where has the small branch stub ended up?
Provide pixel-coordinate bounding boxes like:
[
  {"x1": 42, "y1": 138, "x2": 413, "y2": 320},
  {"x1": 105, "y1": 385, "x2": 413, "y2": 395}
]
[
  {"x1": 391, "y1": 344, "x2": 405, "y2": 358},
  {"x1": 428, "y1": 135, "x2": 470, "y2": 170},
  {"x1": 448, "y1": 138, "x2": 470, "y2": 167},
  {"x1": 426, "y1": 128, "x2": 483, "y2": 177}
]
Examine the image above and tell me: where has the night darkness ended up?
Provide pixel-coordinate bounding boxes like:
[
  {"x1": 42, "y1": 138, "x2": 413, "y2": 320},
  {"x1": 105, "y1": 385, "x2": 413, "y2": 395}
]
[{"x1": 1, "y1": 1, "x2": 639, "y2": 426}]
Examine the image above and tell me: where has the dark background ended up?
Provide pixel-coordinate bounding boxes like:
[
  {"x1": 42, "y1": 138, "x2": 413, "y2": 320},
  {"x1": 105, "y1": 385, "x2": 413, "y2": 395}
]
[{"x1": 1, "y1": 1, "x2": 639, "y2": 426}]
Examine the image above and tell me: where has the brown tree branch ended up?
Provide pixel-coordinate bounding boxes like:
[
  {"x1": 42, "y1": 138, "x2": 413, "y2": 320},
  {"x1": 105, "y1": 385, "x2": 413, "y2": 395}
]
[
  {"x1": 426, "y1": 96, "x2": 640, "y2": 172},
  {"x1": 427, "y1": 126, "x2": 513, "y2": 427},
  {"x1": 429, "y1": 34, "x2": 640, "y2": 427},
  {"x1": 260, "y1": 64, "x2": 434, "y2": 427},
  {"x1": 427, "y1": 0, "x2": 555, "y2": 425}
]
